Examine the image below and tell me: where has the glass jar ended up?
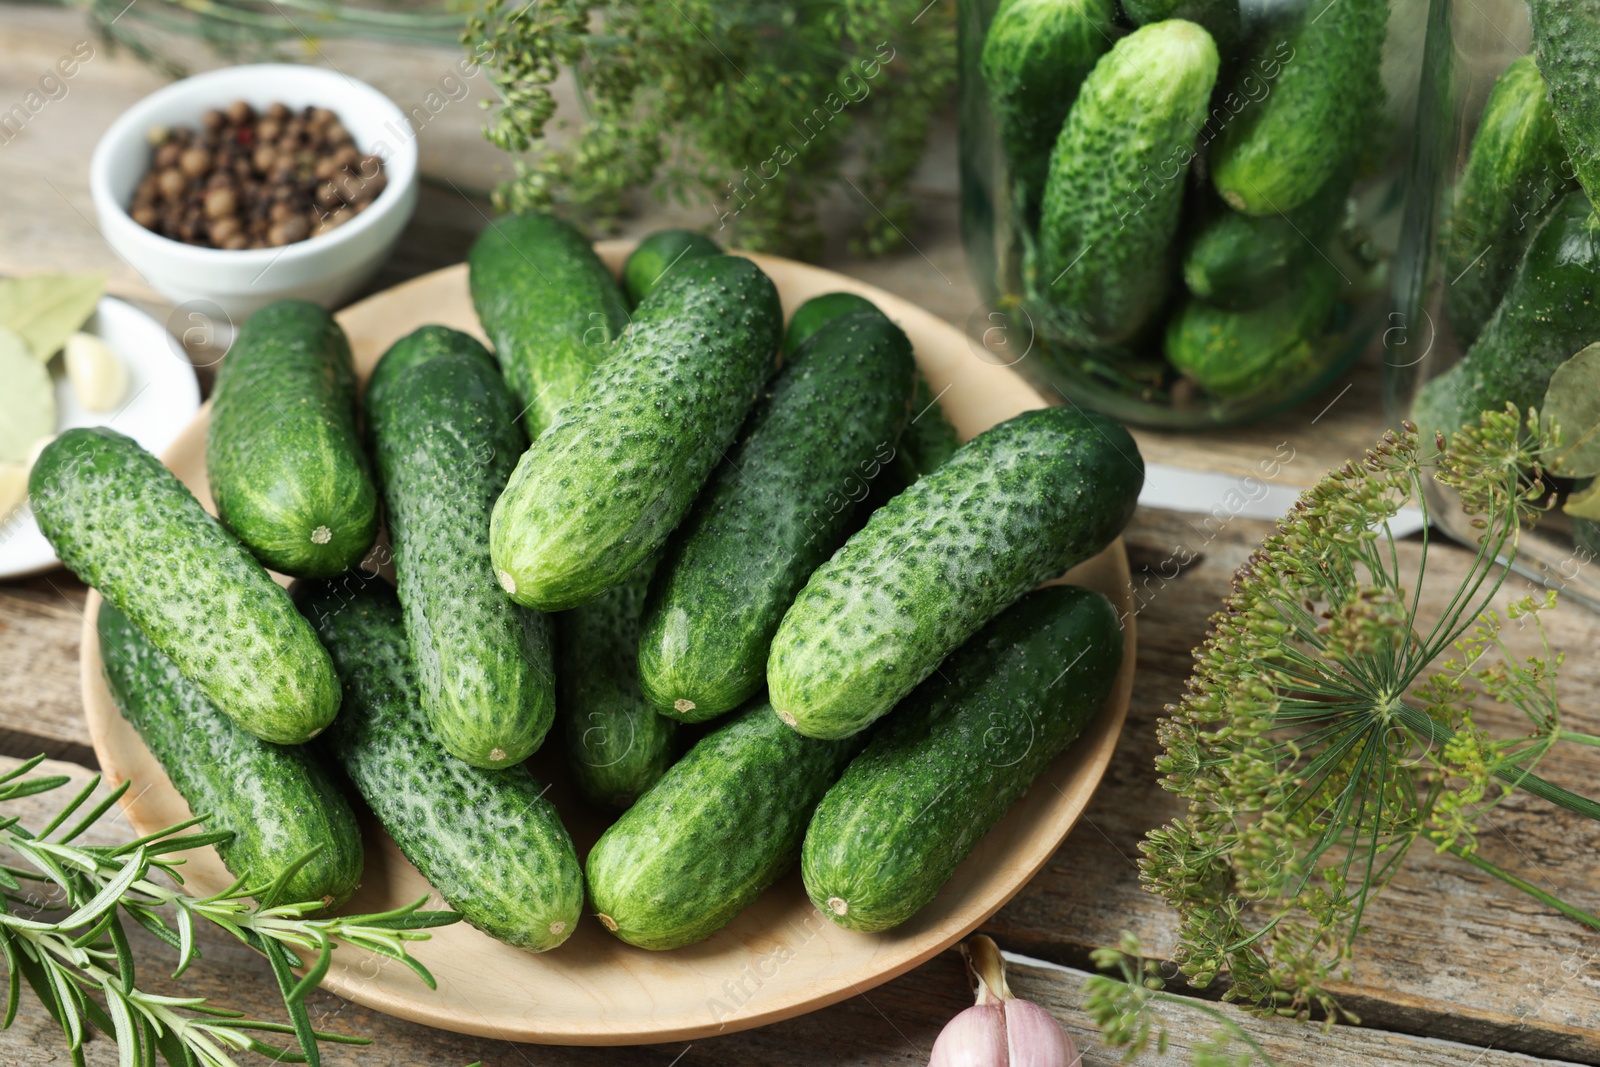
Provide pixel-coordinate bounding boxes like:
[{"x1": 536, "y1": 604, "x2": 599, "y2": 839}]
[
  {"x1": 957, "y1": 0, "x2": 1419, "y2": 428},
  {"x1": 1386, "y1": 0, "x2": 1600, "y2": 613}
]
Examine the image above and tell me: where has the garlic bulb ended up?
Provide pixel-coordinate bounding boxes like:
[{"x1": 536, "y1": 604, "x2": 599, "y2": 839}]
[
  {"x1": 929, "y1": 935, "x2": 1080, "y2": 1067},
  {"x1": 64, "y1": 332, "x2": 128, "y2": 412}
]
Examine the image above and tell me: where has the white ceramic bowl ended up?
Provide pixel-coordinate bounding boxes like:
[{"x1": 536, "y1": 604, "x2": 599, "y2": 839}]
[{"x1": 90, "y1": 64, "x2": 418, "y2": 320}]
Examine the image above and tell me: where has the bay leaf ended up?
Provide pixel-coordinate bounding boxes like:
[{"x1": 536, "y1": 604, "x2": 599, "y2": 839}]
[
  {"x1": 0, "y1": 271, "x2": 106, "y2": 362},
  {"x1": 1542, "y1": 342, "x2": 1600, "y2": 477},
  {"x1": 1564, "y1": 477, "x2": 1600, "y2": 520},
  {"x1": 0, "y1": 326, "x2": 55, "y2": 463}
]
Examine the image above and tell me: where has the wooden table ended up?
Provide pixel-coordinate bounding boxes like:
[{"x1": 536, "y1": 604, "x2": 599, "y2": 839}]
[{"x1": 4, "y1": 6, "x2": 1600, "y2": 1064}]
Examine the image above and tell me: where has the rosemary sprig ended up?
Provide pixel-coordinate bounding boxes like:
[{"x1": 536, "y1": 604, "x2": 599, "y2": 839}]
[
  {"x1": 1139, "y1": 406, "x2": 1600, "y2": 1022},
  {"x1": 0, "y1": 755, "x2": 458, "y2": 1067}
]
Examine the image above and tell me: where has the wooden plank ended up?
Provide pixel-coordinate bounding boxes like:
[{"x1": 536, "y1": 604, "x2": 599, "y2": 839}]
[{"x1": 0, "y1": 572, "x2": 95, "y2": 767}]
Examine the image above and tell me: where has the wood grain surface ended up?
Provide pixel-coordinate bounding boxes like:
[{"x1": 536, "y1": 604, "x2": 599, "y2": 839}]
[{"x1": 2, "y1": 2, "x2": 1599, "y2": 1064}]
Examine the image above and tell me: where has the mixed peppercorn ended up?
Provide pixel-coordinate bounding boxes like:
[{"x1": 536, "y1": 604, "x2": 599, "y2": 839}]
[{"x1": 131, "y1": 101, "x2": 386, "y2": 250}]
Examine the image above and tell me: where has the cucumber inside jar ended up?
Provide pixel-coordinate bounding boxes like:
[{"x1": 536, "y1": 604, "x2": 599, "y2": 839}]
[{"x1": 961, "y1": 0, "x2": 1395, "y2": 427}]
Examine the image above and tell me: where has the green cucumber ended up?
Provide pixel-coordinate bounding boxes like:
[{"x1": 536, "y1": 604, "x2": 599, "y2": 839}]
[
  {"x1": 768, "y1": 406, "x2": 1142, "y2": 740},
  {"x1": 638, "y1": 310, "x2": 915, "y2": 721},
  {"x1": 1039, "y1": 20, "x2": 1220, "y2": 345},
  {"x1": 97, "y1": 600, "x2": 361, "y2": 911},
  {"x1": 784, "y1": 292, "x2": 879, "y2": 352},
  {"x1": 367, "y1": 334, "x2": 555, "y2": 769},
  {"x1": 364, "y1": 323, "x2": 496, "y2": 413},
  {"x1": 802, "y1": 585, "x2": 1121, "y2": 931},
  {"x1": 585, "y1": 703, "x2": 859, "y2": 950},
  {"x1": 491, "y1": 254, "x2": 783, "y2": 611},
  {"x1": 1413, "y1": 190, "x2": 1600, "y2": 447},
  {"x1": 1211, "y1": 0, "x2": 1387, "y2": 216},
  {"x1": 206, "y1": 300, "x2": 377, "y2": 578},
  {"x1": 300, "y1": 579, "x2": 582, "y2": 952},
  {"x1": 979, "y1": 0, "x2": 1119, "y2": 216},
  {"x1": 1166, "y1": 259, "x2": 1340, "y2": 398},
  {"x1": 31, "y1": 427, "x2": 338, "y2": 745},
  {"x1": 897, "y1": 372, "x2": 961, "y2": 482},
  {"x1": 1531, "y1": 0, "x2": 1600, "y2": 207},
  {"x1": 1182, "y1": 168, "x2": 1351, "y2": 311},
  {"x1": 1445, "y1": 55, "x2": 1575, "y2": 343},
  {"x1": 558, "y1": 560, "x2": 678, "y2": 809},
  {"x1": 468, "y1": 212, "x2": 631, "y2": 439},
  {"x1": 1120, "y1": 0, "x2": 1238, "y2": 51},
  {"x1": 622, "y1": 230, "x2": 722, "y2": 305}
]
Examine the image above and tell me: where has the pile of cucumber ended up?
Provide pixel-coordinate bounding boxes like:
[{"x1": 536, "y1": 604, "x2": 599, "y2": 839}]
[
  {"x1": 31, "y1": 217, "x2": 1143, "y2": 955},
  {"x1": 978, "y1": 0, "x2": 1387, "y2": 401}
]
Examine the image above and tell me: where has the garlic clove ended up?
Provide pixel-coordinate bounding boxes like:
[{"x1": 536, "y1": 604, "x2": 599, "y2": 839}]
[
  {"x1": 0, "y1": 462, "x2": 27, "y2": 522},
  {"x1": 64, "y1": 332, "x2": 128, "y2": 412},
  {"x1": 929, "y1": 1003, "x2": 1008, "y2": 1067},
  {"x1": 1004, "y1": 997, "x2": 1080, "y2": 1067}
]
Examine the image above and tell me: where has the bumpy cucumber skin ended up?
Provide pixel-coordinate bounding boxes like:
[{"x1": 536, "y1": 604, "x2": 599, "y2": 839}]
[
  {"x1": 1039, "y1": 20, "x2": 1220, "y2": 344},
  {"x1": 1446, "y1": 56, "x2": 1575, "y2": 344},
  {"x1": 364, "y1": 324, "x2": 496, "y2": 414},
  {"x1": 802, "y1": 585, "x2": 1121, "y2": 932},
  {"x1": 898, "y1": 372, "x2": 962, "y2": 482},
  {"x1": 98, "y1": 601, "x2": 362, "y2": 911},
  {"x1": 300, "y1": 580, "x2": 583, "y2": 952},
  {"x1": 1531, "y1": 0, "x2": 1600, "y2": 207},
  {"x1": 366, "y1": 341, "x2": 555, "y2": 769},
  {"x1": 1120, "y1": 0, "x2": 1238, "y2": 50},
  {"x1": 585, "y1": 703, "x2": 859, "y2": 950},
  {"x1": 638, "y1": 311, "x2": 915, "y2": 722},
  {"x1": 1166, "y1": 259, "x2": 1339, "y2": 398},
  {"x1": 1211, "y1": 0, "x2": 1387, "y2": 216},
  {"x1": 206, "y1": 300, "x2": 377, "y2": 578},
  {"x1": 1182, "y1": 168, "x2": 1350, "y2": 311},
  {"x1": 768, "y1": 406, "x2": 1142, "y2": 740},
  {"x1": 784, "y1": 292, "x2": 879, "y2": 352},
  {"x1": 31, "y1": 427, "x2": 338, "y2": 745},
  {"x1": 558, "y1": 560, "x2": 678, "y2": 809},
  {"x1": 468, "y1": 213, "x2": 631, "y2": 439},
  {"x1": 490, "y1": 254, "x2": 783, "y2": 611},
  {"x1": 622, "y1": 230, "x2": 722, "y2": 306},
  {"x1": 979, "y1": 0, "x2": 1119, "y2": 216},
  {"x1": 1413, "y1": 190, "x2": 1600, "y2": 446}
]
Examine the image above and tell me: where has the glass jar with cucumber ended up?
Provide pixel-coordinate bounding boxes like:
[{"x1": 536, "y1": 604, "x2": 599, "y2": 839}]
[
  {"x1": 1390, "y1": 0, "x2": 1600, "y2": 612},
  {"x1": 957, "y1": 0, "x2": 1409, "y2": 428}
]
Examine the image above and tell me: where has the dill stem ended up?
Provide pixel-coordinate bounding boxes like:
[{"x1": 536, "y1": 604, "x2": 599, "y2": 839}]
[
  {"x1": 1556, "y1": 730, "x2": 1600, "y2": 748},
  {"x1": 1446, "y1": 846, "x2": 1600, "y2": 930}
]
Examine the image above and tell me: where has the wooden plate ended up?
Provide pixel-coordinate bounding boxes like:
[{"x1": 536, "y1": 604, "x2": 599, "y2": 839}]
[{"x1": 79, "y1": 246, "x2": 1136, "y2": 1045}]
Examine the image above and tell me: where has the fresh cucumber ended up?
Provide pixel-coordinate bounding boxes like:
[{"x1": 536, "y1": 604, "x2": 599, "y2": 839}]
[
  {"x1": 491, "y1": 254, "x2": 783, "y2": 611},
  {"x1": 558, "y1": 560, "x2": 678, "y2": 809},
  {"x1": 1120, "y1": 0, "x2": 1237, "y2": 51},
  {"x1": 31, "y1": 427, "x2": 338, "y2": 745},
  {"x1": 1413, "y1": 190, "x2": 1600, "y2": 447},
  {"x1": 98, "y1": 600, "x2": 362, "y2": 911},
  {"x1": 364, "y1": 323, "x2": 496, "y2": 413},
  {"x1": 784, "y1": 292, "x2": 879, "y2": 353},
  {"x1": 638, "y1": 310, "x2": 915, "y2": 721},
  {"x1": 206, "y1": 300, "x2": 377, "y2": 578},
  {"x1": 1039, "y1": 20, "x2": 1220, "y2": 345},
  {"x1": 622, "y1": 230, "x2": 722, "y2": 306},
  {"x1": 897, "y1": 372, "x2": 961, "y2": 482},
  {"x1": 1166, "y1": 259, "x2": 1340, "y2": 398},
  {"x1": 979, "y1": 0, "x2": 1119, "y2": 216},
  {"x1": 366, "y1": 335, "x2": 555, "y2": 769},
  {"x1": 468, "y1": 212, "x2": 631, "y2": 439},
  {"x1": 802, "y1": 585, "x2": 1121, "y2": 931},
  {"x1": 585, "y1": 703, "x2": 859, "y2": 950},
  {"x1": 1211, "y1": 0, "x2": 1387, "y2": 215},
  {"x1": 1445, "y1": 55, "x2": 1574, "y2": 344},
  {"x1": 300, "y1": 579, "x2": 583, "y2": 952},
  {"x1": 1182, "y1": 168, "x2": 1350, "y2": 311},
  {"x1": 768, "y1": 406, "x2": 1142, "y2": 740},
  {"x1": 1530, "y1": 0, "x2": 1600, "y2": 207}
]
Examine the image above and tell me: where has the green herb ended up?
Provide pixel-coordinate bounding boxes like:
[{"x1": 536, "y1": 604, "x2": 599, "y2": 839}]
[
  {"x1": 1085, "y1": 934, "x2": 1278, "y2": 1067},
  {"x1": 1139, "y1": 407, "x2": 1600, "y2": 1021},
  {"x1": 0, "y1": 755, "x2": 458, "y2": 1066},
  {"x1": 0, "y1": 330, "x2": 55, "y2": 464},
  {"x1": 461, "y1": 0, "x2": 957, "y2": 258},
  {"x1": 1542, "y1": 342, "x2": 1600, "y2": 478},
  {"x1": 0, "y1": 272, "x2": 105, "y2": 363}
]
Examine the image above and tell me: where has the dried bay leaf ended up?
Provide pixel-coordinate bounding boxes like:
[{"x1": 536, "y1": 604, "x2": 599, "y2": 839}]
[
  {"x1": 0, "y1": 325, "x2": 55, "y2": 463},
  {"x1": 0, "y1": 271, "x2": 106, "y2": 362},
  {"x1": 1542, "y1": 342, "x2": 1600, "y2": 477}
]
